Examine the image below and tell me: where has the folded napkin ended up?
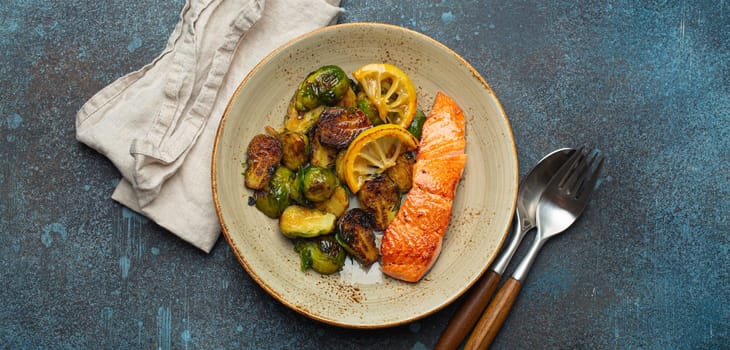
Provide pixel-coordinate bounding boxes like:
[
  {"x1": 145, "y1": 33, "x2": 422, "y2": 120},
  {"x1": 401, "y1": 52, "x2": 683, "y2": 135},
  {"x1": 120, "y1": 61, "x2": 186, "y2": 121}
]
[{"x1": 76, "y1": 0, "x2": 343, "y2": 252}]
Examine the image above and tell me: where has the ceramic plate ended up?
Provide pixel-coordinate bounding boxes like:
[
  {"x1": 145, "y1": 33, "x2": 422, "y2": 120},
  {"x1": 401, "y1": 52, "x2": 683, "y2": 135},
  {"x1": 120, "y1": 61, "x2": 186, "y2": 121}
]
[{"x1": 212, "y1": 23, "x2": 518, "y2": 328}]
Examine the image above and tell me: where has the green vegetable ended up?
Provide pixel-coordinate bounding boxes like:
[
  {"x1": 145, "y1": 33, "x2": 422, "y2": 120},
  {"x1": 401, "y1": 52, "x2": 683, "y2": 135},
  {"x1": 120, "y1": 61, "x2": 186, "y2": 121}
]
[
  {"x1": 358, "y1": 174, "x2": 401, "y2": 230},
  {"x1": 279, "y1": 205, "x2": 336, "y2": 238},
  {"x1": 294, "y1": 65, "x2": 351, "y2": 111},
  {"x1": 280, "y1": 131, "x2": 309, "y2": 170},
  {"x1": 408, "y1": 109, "x2": 427, "y2": 140},
  {"x1": 356, "y1": 91, "x2": 382, "y2": 126},
  {"x1": 294, "y1": 235, "x2": 346, "y2": 274},
  {"x1": 244, "y1": 134, "x2": 282, "y2": 190},
  {"x1": 285, "y1": 105, "x2": 324, "y2": 134},
  {"x1": 253, "y1": 166, "x2": 295, "y2": 218},
  {"x1": 336, "y1": 208, "x2": 379, "y2": 266},
  {"x1": 314, "y1": 185, "x2": 349, "y2": 218},
  {"x1": 300, "y1": 165, "x2": 338, "y2": 202}
]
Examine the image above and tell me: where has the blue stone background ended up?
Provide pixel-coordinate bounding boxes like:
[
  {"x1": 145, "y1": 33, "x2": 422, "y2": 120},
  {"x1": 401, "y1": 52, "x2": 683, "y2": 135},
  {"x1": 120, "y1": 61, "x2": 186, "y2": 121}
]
[{"x1": 1, "y1": 0, "x2": 728, "y2": 349}]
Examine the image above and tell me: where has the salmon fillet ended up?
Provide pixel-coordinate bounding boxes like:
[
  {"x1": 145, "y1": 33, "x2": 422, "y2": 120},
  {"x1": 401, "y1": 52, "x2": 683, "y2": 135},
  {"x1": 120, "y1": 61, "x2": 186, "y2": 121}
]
[{"x1": 381, "y1": 92, "x2": 467, "y2": 282}]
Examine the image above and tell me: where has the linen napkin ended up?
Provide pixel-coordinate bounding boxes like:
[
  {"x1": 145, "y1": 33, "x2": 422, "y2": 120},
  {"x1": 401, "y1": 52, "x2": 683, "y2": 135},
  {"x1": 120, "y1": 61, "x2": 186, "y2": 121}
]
[{"x1": 76, "y1": 0, "x2": 343, "y2": 252}]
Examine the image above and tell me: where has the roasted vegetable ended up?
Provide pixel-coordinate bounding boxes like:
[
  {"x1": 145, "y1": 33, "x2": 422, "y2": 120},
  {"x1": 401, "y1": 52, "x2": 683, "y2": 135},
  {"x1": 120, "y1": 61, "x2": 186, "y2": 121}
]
[
  {"x1": 316, "y1": 107, "x2": 372, "y2": 149},
  {"x1": 309, "y1": 128, "x2": 338, "y2": 168},
  {"x1": 334, "y1": 150, "x2": 347, "y2": 184},
  {"x1": 244, "y1": 134, "x2": 282, "y2": 190},
  {"x1": 300, "y1": 165, "x2": 338, "y2": 202},
  {"x1": 315, "y1": 185, "x2": 349, "y2": 218},
  {"x1": 280, "y1": 131, "x2": 309, "y2": 170},
  {"x1": 338, "y1": 86, "x2": 357, "y2": 108},
  {"x1": 294, "y1": 65, "x2": 350, "y2": 111},
  {"x1": 356, "y1": 91, "x2": 382, "y2": 126},
  {"x1": 408, "y1": 110, "x2": 427, "y2": 140},
  {"x1": 253, "y1": 167, "x2": 294, "y2": 218},
  {"x1": 336, "y1": 208, "x2": 379, "y2": 266},
  {"x1": 279, "y1": 205, "x2": 336, "y2": 238},
  {"x1": 285, "y1": 105, "x2": 323, "y2": 133},
  {"x1": 294, "y1": 235, "x2": 346, "y2": 274},
  {"x1": 358, "y1": 174, "x2": 400, "y2": 230},
  {"x1": 386, "y1": 152, "x2": 415, "y2": 193}
]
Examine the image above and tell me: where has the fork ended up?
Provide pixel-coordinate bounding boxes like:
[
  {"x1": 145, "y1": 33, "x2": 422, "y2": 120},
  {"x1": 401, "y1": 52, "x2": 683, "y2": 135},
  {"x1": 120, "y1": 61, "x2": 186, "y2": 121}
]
[{"x1": 463, "y1": 147, "x2": 604, "y2": 350}]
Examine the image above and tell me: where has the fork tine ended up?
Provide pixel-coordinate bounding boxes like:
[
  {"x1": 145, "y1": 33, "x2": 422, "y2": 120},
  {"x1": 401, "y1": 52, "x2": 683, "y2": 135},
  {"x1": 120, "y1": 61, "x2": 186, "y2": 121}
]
[
  {"x1": 553, "y1": 146, "x2": 586, "y2": 189},
  {"x1": 576, "y1": 150, "x2": 604, "y2": 200}
]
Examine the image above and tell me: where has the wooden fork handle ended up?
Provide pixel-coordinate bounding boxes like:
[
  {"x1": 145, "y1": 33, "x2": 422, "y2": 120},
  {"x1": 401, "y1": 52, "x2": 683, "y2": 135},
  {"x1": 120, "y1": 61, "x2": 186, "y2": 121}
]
[
  {"x1": 463, "y1": 277, "x2": 523, "y2": 350},
  {"x1": 434, "y1": 270, "x2": 501, "y2": 350}
]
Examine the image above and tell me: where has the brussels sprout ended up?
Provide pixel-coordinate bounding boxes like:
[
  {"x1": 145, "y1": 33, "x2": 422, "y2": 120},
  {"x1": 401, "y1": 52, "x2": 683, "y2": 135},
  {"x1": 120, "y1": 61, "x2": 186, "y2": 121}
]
[
  {"x1": 253, "y1": 166, "x2": 296, "y2": 218},
  {"x1": 279, "y1": 205, "x2": 336, "y2": 238},
  {"x1": 308, "y1": 128, "x2": 338, "y2": 168},
  {"x1": 280, "y1": 131, "x2": 309, "y2": 170},
  {"x1": 285, "y1": 104, "x2": 324, "y2": 134},
  {"x1": 358, "y1": 174, "x2": 401, "y2": 230},
  {"x1": 338, "y1": 86, "x2": 357, "y2": 108},
  {"x1": 336, "y1": 208, "x2": 379, "y2": 266},
  {"x1": 408, "y1": 109, "x2": 427, "y2": 140},
  {"x1": 244, "y1": 134, "x2": 282, "y2": 190},
  {"x1": 300, "y1": 165, "x2": 338, "y2": 202},
  {"x1": 316, "y1": 107, "x2": 372, "y2": 149},
  {"x1": 294, "y1": 65, "x2": 350, "y2": 111},
  {"x1": 356, "y1": 91, "x2": 382, "y2": 126},
  {"x1": 335, "y1": 150, "x2": 347, "y2": 184},
  {"x1": 315, "y1": 185, "x2": 349, "y2": 218},
  {"x1": 386, "y1": 152, "x2": 415, "y2": 193},
  {"x1": 294, "y1": 235, "x2": 346, "y2": 274}
]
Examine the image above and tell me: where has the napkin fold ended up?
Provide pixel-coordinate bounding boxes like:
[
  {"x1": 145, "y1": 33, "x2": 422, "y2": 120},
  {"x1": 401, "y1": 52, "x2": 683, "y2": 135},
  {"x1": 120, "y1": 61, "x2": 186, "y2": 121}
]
[{"x1": 76, "y1": 0, "x2": 343, "y2": 252}]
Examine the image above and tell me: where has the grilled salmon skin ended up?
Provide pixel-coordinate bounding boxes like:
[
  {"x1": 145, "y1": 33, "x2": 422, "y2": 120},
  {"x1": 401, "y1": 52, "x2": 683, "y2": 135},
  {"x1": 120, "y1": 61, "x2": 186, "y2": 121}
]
[{"x1": 380, "y1": 92, "x2": 467, "y2": 282}]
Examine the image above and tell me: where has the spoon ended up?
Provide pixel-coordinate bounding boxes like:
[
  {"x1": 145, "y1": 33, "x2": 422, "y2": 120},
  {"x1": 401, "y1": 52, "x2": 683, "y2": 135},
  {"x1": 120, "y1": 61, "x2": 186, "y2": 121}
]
[{"x1": 435, "y1": 148, "x2": 575, "y2": 350}]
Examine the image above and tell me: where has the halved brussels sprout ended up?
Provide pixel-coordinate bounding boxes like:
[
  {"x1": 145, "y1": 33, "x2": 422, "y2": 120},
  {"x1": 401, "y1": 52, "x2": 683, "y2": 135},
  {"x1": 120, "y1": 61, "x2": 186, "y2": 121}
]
[
  {"x1": 280, "y1": 131, "x2": 309, "y2": 170},
  {"x1": 315, "y1": 185, "x2": 349, "y2": 218},
  {"x1": 316, "y1": 107, "x2": 372, "y2": 149},
  {"x1": 285, "y1": 104, "x2": 324, "y2": 134},
  {"x1": 279, "y1": 205, "x2": 336, "y2": 238},
  {"x1": 358, "y1": 174, "x2": 401, "y2": 230},
  {"x1": 253, "y1": 166, "x2": 294, "y2": 218},
  {"x1": 294, "y1": 235, "x2": 346, "y2": 274},
  {"x1": 300, "y1": 165, "x2": 338, "y2": 202},
  {"x1": 386, "y1": 152, "x2": 415, "y2": 193},
  {"x1": 244, "y1": 134, "x2": 282, "y2": 190},
  {"x1": 336, "y1": 208, "x2": 379, "y2": 266},
  {"x1": 308, "y1": 129, "x2": 338, "y2": 169},
  {"x1": 337, "y1": 86, "x2": 357, "y2": 108},
  {"x1": 294, "y1": 65, "x2": 350, "y2": 111}
]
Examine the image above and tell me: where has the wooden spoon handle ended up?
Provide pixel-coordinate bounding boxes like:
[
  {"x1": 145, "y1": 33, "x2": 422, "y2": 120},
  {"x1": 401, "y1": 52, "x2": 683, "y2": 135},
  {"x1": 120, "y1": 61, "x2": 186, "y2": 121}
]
[
  {"x1": 434, "y1": 270, "x2": 502, "y2": 350},
  {"x1": 463, "y1": 277, "x2": 523, "y2": 350}
]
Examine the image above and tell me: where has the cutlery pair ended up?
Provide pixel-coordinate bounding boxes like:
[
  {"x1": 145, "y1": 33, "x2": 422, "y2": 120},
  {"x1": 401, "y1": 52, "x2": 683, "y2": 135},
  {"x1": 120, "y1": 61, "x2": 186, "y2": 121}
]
[{"x1": 436, "y1": 147, "x2": 604, "y2": 350}]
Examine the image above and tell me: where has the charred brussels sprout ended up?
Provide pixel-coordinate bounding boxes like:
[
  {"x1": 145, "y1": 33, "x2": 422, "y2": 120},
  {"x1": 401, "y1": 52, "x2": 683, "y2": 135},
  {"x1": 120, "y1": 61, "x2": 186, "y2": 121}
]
[
  {"x1": 294, "y1": 235, "x2": 346, "y2": 274},
  {"x1": 358, "y1": 174, "x2": 401, "y2": 230},
  {"x1": 280, "y1": 131, "x2": 309, "y2": 170},
  {"x1": 294, "y1": 65, "x2": 350, "y2": 111},
  {"x1": 253, "y1": 167, "x2": 294, "y2": 218},
  {"x1": 336, "y1": 208, "x2": 379, "y2": 266},
  {"x1": 300, "y1": 165, "x2": 338, "y2": 202},
  {"x1": 386, "y1": 152, "x2": 415, "y2": 193},
  {"x1": 244, "y1": 134, "x2": 282, "y2": 190},
  {"x1": 316, "y1": 107, "x2": 372, "y2": 149},
  {"x1": 279, "y1": 205, "x2": 336, "y2": 238}
]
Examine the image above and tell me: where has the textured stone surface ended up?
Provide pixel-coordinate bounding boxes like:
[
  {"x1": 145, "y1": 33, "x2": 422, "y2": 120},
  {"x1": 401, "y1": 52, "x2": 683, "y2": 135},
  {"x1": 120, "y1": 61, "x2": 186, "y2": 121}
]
[{"x1": 1, "y1": 0, "x2": 728, "y2": 348}]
